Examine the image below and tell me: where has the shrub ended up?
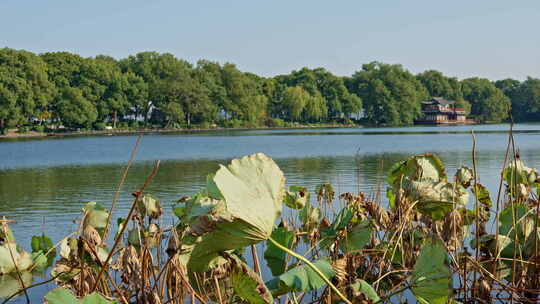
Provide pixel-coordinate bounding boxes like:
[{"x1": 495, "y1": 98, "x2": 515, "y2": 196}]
[
  {"x1": 129, "y1": 120, "x2": 140, "y2": 129},
  {"x1": 93, "y1": 122, "x2": 107, "y2": 131},
  {"x1": 266, "y1": 118, "x2": 286, "y2": 128},
  {"x1": 16, "y1": 126, "x2": 30, "y2": 134},
  {"x1": 32, "y1": 125, "x2": 45, "y2": 133},
  {"x1": 115, "y1": 122, "x2": 127, "y2": 129}
]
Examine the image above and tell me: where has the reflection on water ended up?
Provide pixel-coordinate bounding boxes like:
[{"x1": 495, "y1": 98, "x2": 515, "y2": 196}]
[{"x1": 1, "y1": 123, "x2": 540, "y2": 302}]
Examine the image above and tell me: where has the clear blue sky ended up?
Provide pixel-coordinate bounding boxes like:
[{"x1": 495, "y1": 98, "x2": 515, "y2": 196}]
[{"x1": 1, "y1": 1, "x2": 539, "y2": 80}]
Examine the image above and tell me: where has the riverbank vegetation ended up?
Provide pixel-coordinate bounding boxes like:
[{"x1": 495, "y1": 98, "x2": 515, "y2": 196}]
[
  {"x1": 1, "y1": 134, "x2": 540, "y2": 303},
  {"x1": 2, "y1": 48, "x2": 538, "y2": 134}
]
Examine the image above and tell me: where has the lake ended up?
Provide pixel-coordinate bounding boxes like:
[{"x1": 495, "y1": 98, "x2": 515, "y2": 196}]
[{"x1": 1, "y1": 123, "x2": 540, "y2": 302}]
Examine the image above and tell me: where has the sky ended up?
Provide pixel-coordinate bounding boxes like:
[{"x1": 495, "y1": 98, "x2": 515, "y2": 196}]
[{"x1": 1, "y1": 1, "x2": 539, "y2": 80}]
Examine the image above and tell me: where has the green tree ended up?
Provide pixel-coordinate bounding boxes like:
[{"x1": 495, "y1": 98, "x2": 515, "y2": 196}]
[
  {"x1": 304, "y1": 93, "x2": 328, "y2": 122},
  {"x1": 416, "y1": 70, "x2": 462, "y2": 100},
  {"x1": 162, "y1": 102, "x2": 185, "y2": 127},
  {"x1": 56, "y1": 87, "x2": 98, "y2": 128},
  {"x1": 0, "y1": 48, "x2": 55, "y2": 129},
  {"x1": 282, "y1": 86, "x2": 310, "y2": 121},
  {"x1": 494, "y1": 78, "x2": 522, "y2": 120},
  {"x1": 348, "y1": 62, "x2": 427, "y2": 126},
  {"x1": 120, "y1": 52, "x2": 191, "y2": 124},
  {"x1": 277, "y1": 67, "x2": 360, "y2": 120},
  {"x1": 509, "y1": 78, "x2": 540, "y2": 121},
  {"x1": 124, "y1": 72, "x2": 149, "y2": 122},
  {"x1": 220, "y1": 63, "x2": 267, "y2": 125},
  {"x1": 461, "y1": 78, "x2": 510, "y2": 122},
  {"x1": 154, "y1": 68, "x2": 215, "y2": 127}
]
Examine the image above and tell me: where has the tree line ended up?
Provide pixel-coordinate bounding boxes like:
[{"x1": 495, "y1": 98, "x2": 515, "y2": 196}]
[{"x1": 1, "y1": 47, "x2": 539, "y2": 132}]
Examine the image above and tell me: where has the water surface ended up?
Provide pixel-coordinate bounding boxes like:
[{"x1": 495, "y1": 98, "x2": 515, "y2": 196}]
[{"x1": 1, "y1": 123, "x2": 539, "y2": 302}]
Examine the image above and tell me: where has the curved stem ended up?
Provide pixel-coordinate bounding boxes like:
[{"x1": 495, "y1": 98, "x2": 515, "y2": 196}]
[{"x1": 268, "y1": 237, "x2": 352, "y2": 304}]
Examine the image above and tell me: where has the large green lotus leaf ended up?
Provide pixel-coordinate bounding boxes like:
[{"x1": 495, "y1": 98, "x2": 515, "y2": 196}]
[
  {"x1": 185, "y1": 153, "x2": 285, "y2": 272},
  {"x1": 31, "y1": 234, "x2": 56, "y2": 267},
  {"x1": 284, "y1": 185, "x2": 309, "y2": 209},
  {"x1": 499, "y1": 203, "x2": 533, "y2": 240},
  {"x1": 411, "y1": 238, "x2": 452, "y2": 304},
  {"x1": 266, "y1": 259, "x2": 335, "y2": 296},
  {"x1": 340, "y1": 221, "x2": 372, "y2": 253},
  {"x1": 320, "y1": 207, "x2": 354, "y2": 249},
  {"x1": 0, "y1": 271, "x2": 32, "y2": 298},
  {"x1": 229, "y1": 254, "x2": 273, "y2": 304},
  {"x1": 264, "y1": 226, "x2": 295, "y2": 276},
  {"x1": 349, "y1": 279, "x2": 380, "y2": 302}
]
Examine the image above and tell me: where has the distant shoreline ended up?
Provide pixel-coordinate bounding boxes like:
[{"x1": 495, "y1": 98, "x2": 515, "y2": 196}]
[{"x1": 0, "y1": 124, "x2": 362, "y2": 140}]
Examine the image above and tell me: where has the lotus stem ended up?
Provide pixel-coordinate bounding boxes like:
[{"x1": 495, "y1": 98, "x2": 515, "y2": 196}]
[{"x1": 268, "y1": 237, "x2": 352, "y2": 304}]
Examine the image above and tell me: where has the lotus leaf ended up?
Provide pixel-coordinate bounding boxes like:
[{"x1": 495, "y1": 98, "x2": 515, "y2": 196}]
[
  {"x1": 299, "y1": 203, "x2": 321, "y2": 230},
  {"x1": 264, "y1": 226, "x2": 295, "y2": 276},
  {"x1": 340, "y1": 221, "x2": 372, "y2": 253},
  {"x1": 128, "y1": 224, "x2": 160, "y2": 248},
  {"x1": 387, "y1": 154, "x2": 447, "y2": 187},
  {"x1": 0, "y1": 243, "x2": 33, "y2": 274},
  {"x1": 228, "y1": 254, "x2": 273, "y2": 304},
  {"x1": 82, "y1": 202, "x2": 109, "y2": 232},
  {"x1": 455, "y1": 166, "x2": 473, "y2": 188},
  {"x1": 503, "y1": 160, "x2": 539, "y2": 186},
  {"x1": 177, "y1": 153, "x2": 285, "y2": 272},
  {"x1": 284, "y1": 185, "x2": 309, "y2": 209},
  {"x1": 137, "y1": 194, "x2": 162, "y2": 219},
  {"x1": 44, "y1": 288, "x2": 116, "y2": 304},
  {"x1": 499, "y1": 203, "x2": 533, "y2": 240},
  {"x1": 31, "y1": 234, "x2": 54, "y2": 253},
  {"x1": 266, "y1": 259, "x2": 335, "y2": 296},
  {"x1": 349, "y1": 279, "x2": 380, "y2": 302},
  {"x1": 31, "y1": 251, "x2": 49, "y2": 271},
  {"x1": 387, "y1": 154, "x2": 448, "y2": 208},
  {"x1": 411, "y1": 238, "x2": 452, "y2": 304},
  {"x1": 320, "y1": 207, "x2": 354, "y2": 249},
  {"x1": 406, "y1": 180, "x2": 468, "y2": 220},
  {"x1": 0, "y1": 271, "x2": 32, "y2": 298},
  {"x1": 59, "y1": 237, "x2": 77, "y2": 260},
  {"x1": 473, "y1": 184, "x2": 492, "y2": 208}
]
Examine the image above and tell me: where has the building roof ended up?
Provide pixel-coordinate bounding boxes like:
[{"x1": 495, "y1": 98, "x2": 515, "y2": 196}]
[{"x1": 422, "y1": 97, "x2": 455, "y2": 106}]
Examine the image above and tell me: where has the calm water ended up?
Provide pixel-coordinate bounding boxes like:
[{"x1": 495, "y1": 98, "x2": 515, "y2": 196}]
[{"x1": 1, "y1": 123, "x2": 540, "y2": 302}]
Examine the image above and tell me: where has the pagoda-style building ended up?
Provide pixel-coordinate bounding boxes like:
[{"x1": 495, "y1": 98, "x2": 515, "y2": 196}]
[{"x1": 415, "y1": 97, "x2": 472, "y2": 125}]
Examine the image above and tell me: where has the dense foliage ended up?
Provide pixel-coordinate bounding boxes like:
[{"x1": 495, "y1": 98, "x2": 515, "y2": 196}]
[{"x1": 1, "y1": 47, "x2": 538, "y2": 132}]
